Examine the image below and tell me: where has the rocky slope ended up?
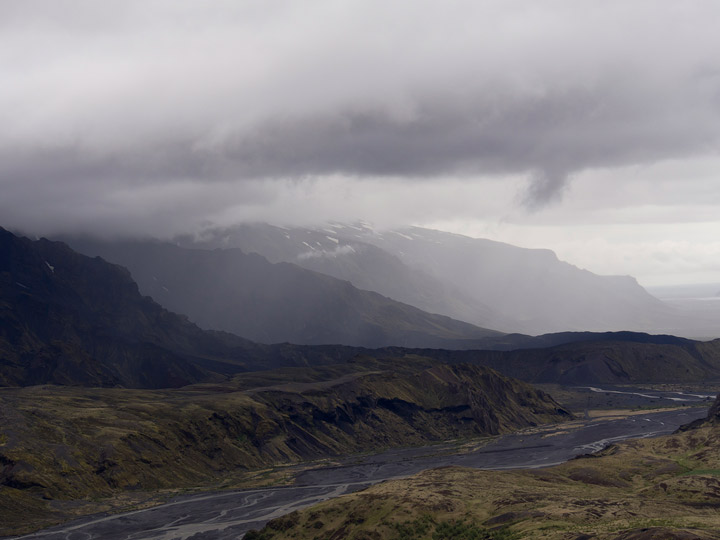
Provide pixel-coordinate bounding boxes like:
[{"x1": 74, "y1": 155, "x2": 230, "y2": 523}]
[
  {"x1": 63, "y1": 236, "x2": 503, "y2": 348},
  {"x1": 0, "y1": 359, "x2": 569, "y2": 535}
]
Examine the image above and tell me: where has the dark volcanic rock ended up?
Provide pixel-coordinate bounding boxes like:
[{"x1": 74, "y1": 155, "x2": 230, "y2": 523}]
[
  {"x1": 1, "y1": 228, "x2": 390, "y2": 388},
  {"x1": 708, "y1": 394, "x2": 720, "y2": 422},
  {"x1": 0, "y1": 228, "x2": 253, "y2": 387}
]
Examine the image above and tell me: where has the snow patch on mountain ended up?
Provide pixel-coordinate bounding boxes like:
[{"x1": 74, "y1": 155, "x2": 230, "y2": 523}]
[{"x1": 298, "y1": 245, "x2": 356, "y2": 260}]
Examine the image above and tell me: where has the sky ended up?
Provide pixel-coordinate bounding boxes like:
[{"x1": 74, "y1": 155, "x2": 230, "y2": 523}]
[{"x1": 1, "y1": 1, "x2": 720, "y2": 287}]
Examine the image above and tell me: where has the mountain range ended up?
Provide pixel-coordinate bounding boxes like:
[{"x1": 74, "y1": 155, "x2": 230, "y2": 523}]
[
  {"x1": 61, "y1": 221, "x2": 720, "y2": 349},
  {"x1": 170, "y1": 222, "x2": 718, "y2": 338},
  {"x1": 62, "y1": 236, "x2": 502, "y2": 349},
  {"x1": 3, "y1": 224, "x2": 720, "y2": 538},
  {"x1": 172, "y1": 223, "x2": 675, "y2": 334},
  {"x1": 5, "y1": 227, "x2": 720, "y2": 390}
]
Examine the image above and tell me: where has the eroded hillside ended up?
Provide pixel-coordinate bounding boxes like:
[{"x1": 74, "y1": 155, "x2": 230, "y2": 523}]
[{"x1": 0, "y1": 360, "x2": 568, "y2": 535}]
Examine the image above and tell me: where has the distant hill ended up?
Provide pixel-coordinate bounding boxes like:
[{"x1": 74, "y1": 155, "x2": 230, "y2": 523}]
[
  {"x1": 177, "y1": 222, "x2": 707, "y2": 337},
  {"x1": 64, "y1": 237, "x2": 503, "y2": 348},
  {"x1": 387, "y1": 337, "x2": 720, "y2": 385}
]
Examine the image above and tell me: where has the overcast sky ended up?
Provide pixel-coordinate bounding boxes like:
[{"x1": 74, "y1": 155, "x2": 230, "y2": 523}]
[{"x1": 2, "y1": 1, "x2": 720, "y2": 286}]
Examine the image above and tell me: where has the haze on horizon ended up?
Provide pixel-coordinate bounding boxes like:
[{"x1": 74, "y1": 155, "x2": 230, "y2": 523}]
[{"x1": 2, "y1": 1, "x2": 720, "y2": 287}]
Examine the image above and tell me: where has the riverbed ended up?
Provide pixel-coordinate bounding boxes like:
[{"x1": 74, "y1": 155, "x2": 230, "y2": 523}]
[{"x1": 9, "y1": 406, "x2": 708, "y2": 540}]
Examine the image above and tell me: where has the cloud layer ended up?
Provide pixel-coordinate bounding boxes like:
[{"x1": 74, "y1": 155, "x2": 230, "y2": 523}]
[{"x1": 1, "y1": 1, "x2": 720, "y2": 283}]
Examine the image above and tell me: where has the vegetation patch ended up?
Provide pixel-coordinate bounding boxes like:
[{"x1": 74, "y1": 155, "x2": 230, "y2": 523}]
[
  {"x1": 680, "y1": 469, "x2": 720, "y2": 477},
  {"x1": 391, "y1": 515, "x2": 518, "y2": 540}
]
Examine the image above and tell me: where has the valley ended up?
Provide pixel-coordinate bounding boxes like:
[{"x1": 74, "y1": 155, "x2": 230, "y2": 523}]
[
  {"x1": 5, "y1": 406, "x2": 708, "y2": 540},
  {"x1": 5, "y1": 3, "x2": 720, "y2": 538},
  {"x1": 3, "y1": 227, "x2": 720, "y2": 539},
  {"x1": 0, "y1": 357, "x2": 569, "y2": 536},
  {"x1": 237, "y1": 400, "x2": 720, "y2": 540}
]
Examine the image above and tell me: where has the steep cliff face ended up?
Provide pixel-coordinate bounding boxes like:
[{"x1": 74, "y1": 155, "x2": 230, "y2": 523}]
[{"x1": 0, "y1": 227, "x2": 255, "y2": 388}]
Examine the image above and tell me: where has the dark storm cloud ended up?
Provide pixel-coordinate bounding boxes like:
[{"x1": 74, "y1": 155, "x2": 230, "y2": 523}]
[
  {"x1": 2, "y1": 0, "x2": 720, "y2": 234},
  {"x1": 4, "y1": 80, "x2": 715, "y2": 204},
  {"x1": 7, "y1": 79, "x2": 718, "y2": 177},
  {"x1": 217, "y1": 77, "x2": 720, "y2": 186}
]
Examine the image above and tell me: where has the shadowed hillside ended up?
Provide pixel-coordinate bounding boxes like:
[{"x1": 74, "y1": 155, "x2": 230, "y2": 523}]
[
  {"x1": 64, "y1": 237, "x2": 504, "y2": 349},
  {"x1": 0, "y1": 228, "x2": 361, "y2": 387},
  {"x1": 386, "y1": 337, "x2": 720, "y2": 385}
]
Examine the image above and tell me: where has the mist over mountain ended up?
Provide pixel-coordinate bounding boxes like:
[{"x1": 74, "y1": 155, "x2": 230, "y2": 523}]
[
  {"x1": 13, "y1": 225, "x2": 716, "y2": 392},
  {"x1": 0, "y1": 228, "x2": 374, "y2": 388},
  {"x1": 175, "y1": 223, "x2": 515, "y2": 332},
  {"x1": 175, "y1": 222, "x2": 713, "y2": 338},
  {"x1": 0, "y1": 227, "x2": 244, "y2": 387},
  {"x1": 64, "y1": 236, "x2": 502, "y2": 349}
]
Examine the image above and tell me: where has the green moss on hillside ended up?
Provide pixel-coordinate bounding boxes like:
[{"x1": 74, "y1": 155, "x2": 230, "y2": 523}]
[{"x1": 0, "y1": 360, "x2": 568, "y2": 535}]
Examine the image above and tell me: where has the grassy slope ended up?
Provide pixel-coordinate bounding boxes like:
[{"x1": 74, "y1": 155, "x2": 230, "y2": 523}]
[
  {"x1": 0, "y1": 360, "x2": 568, "y2": 535},
  {"x1": 247, "y1": 410, "x2": 720, "y2": 540}
]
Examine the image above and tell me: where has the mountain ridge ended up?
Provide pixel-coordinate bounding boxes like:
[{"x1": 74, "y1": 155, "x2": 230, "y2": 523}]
[
  {"x1": 62, "y1": 236, "x2": 504, "y2": 348},
  {"x1": 0, "y1": 228, "x2": 366, "y2": 388},
  {"x1": 176, "y1": 222, "x2": 703, "y2": 337},
  {"x1": 5, "y1": 226, "x2": 720, "y2": 390}
]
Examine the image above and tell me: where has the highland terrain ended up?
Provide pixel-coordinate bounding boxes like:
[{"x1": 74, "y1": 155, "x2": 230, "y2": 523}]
[{"x1": 1, "y1": 226, "x2": 720, "y2": 539}]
